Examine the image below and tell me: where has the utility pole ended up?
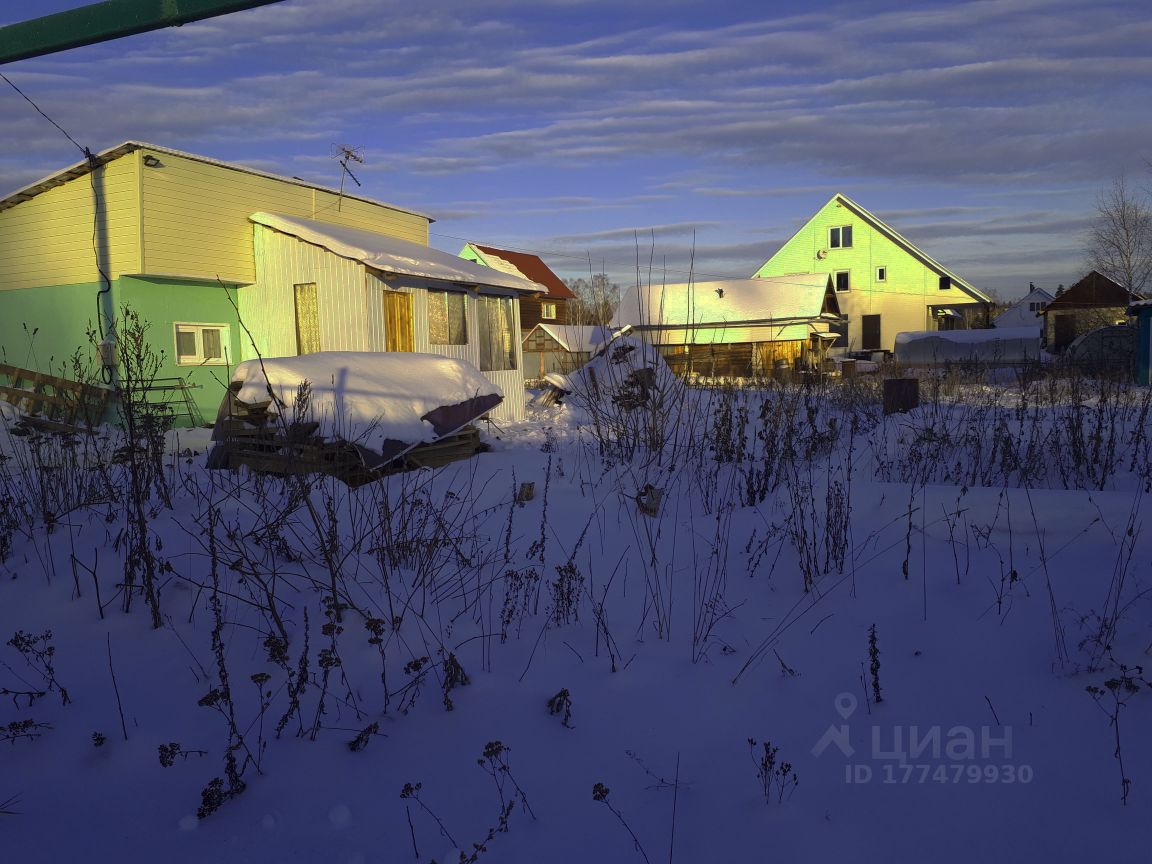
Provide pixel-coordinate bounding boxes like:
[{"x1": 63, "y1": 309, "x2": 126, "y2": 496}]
[{"x1": 0, "y1": 0, "x2": 287, "y2": 65}]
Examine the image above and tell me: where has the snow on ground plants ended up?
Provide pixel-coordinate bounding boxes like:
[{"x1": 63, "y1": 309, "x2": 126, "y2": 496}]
[{"x1": 1, "y1": 371, "x2": 1151, "y2": 863}]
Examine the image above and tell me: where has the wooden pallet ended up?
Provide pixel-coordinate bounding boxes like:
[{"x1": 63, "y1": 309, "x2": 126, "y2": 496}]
[
  {"x1": 0, "y1": 363, "x2": 110, "y2": 430},
  {"x1": 215, "y1": 387, "x2": 486, "y2": 486}
]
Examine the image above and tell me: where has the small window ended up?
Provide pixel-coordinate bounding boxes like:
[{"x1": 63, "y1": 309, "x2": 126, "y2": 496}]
[
  {"x1": 174, "y1": 323, "x2": 230, "y2": 365},
  {"x1": 834, "y1": 270, "x2": 851, "y2": 293},
  {"x1": 939, "y1": 275, "x2": 952, "y2": 290},
  {"x1": 540, "y1": 301, "x2": 557, "y2": 320},
  {"x1": 876, "y1": 266, "x2": 886, "y2": 282},
  {"x1": 829, "y1": 225, "x2": 853, "y2": 249},
  {"x1": 428, "y1": 290, "x2": 468, "y2": 345}
]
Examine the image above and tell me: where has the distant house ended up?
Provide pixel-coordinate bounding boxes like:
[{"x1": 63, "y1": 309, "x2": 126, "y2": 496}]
[
  {"x1": 752, "y1": 193, "x2": 991, "y2": 353},
  {"x1": 0, "y1": 142, "x2": 543, "y2": 422},
  {"x1": 611, "y1": 275, "x2": 841, "y2": 377},
  {"x1": 993, "y1": 286, "x2": 1053, "y2": 331},
  {"x1": 1127, "y1": 299, "x2": 1152, "y2": 384},
  {"x1": 459, "y1": 243, "x2": 576, "y2": 332},
  {"x1": 521, "y1": 323, "x2": 614, "y2": 381},
  {"x1": 1039, "y1": 271, "x2": 1141, "y2": 353}
]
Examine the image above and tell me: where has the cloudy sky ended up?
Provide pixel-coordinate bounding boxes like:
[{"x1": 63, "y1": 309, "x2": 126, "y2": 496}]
[{"x1": 2, "y1": 0, "x2": 1150, "y2": 298}]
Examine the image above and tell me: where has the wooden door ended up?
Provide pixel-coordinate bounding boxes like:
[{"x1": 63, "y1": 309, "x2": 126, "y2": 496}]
[
  {"x1": 861, "y1": 314, "x2": 881, "y2": 351},
  {"x1": 1053, "y1": 314, "x2": 1075, "y2": 350},
  {"x1": 383, "y1": 290, "x2": 414, "y2": 352}
]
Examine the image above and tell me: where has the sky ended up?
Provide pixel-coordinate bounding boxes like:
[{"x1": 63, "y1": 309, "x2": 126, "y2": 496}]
[{"x1": 1, "y1": 0, "x2": 1150, "y2": 300}]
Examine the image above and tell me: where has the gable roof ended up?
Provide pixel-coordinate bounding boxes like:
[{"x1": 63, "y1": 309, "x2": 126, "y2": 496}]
[
  {"x1": 0, "y1": 141, "x2": 431, "y2": 219},
  {"x1": 766, "y1": 193, "x2": 991, "y2": 305},
  {"x1": 527, "y1": 324, "x2": 615, "y2": 353},
  {"x1": 251, "y1": 212, "x2": 544, "y2": 293},
  {"x1": 613, "y1": 274, "x2": 839, "y2": 330},
  {"x1": 464, "y1": 243, "x2": 575, "y2": 299},
  {"x1": 1043, "y1": 270, "x2": 1142, "y2": 312}
]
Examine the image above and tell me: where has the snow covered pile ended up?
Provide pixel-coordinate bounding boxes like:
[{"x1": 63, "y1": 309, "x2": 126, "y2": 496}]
[
  {"x1": 544, "y1": 335, "x2": 678, "y2": 419},
  {"x1": 221, "y1": 352, "x2": 502, "y2": 451}
]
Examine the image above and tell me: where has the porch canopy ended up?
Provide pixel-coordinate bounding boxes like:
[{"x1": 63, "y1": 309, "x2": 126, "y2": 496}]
[{"x1": 250, "y1": 212, "x2": 546, "y2": 294}]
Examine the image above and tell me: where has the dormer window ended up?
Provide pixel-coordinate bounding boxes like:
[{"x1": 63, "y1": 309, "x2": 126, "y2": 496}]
[{"x1": 829, "y1": 225, "x2": 853, "y2": 249}]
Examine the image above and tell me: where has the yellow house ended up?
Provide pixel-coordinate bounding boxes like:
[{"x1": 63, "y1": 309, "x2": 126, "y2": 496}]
[
  {"x1": 753, "y1": 194, "x2": 991, "y2": 353},
  {"x1": 0, "y1": 142, "x2": 541, "y2": 421}
]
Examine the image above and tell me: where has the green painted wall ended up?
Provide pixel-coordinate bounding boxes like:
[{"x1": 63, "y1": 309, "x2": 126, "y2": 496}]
[
  {"x1": 0, "y1": 280, "x2": 106, "y2": 376},
  {"x1": 755, "y1": 197, "x2": 980, "y2": 352},
  {"x1": 116, "y1": 276, "x2": 242, "y2": 423},
  {"x1": 0, "y1": 277, "x2": 240, "y2": 425}
]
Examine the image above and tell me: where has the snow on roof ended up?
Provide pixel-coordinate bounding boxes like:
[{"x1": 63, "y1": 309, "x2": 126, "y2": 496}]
[
  {"x1": 894, "y1": 327, "x2": 1043, "y2": 364},
  {"x1": 531, "y1": 324, "x2": 615, "y2": 353},
  {"x1": 468, "y1": 244, "x2": 575, "y2": 299},
  {"x1": 612, "y1": 275, "x2": 833, "y2": 330},
  {"x1": 221, "y1": 352, "x2": 502, "y2": 452},
  {"x1": 251, "y1": 213, "x2": 544, "y2": 293},
  {"x1": 895, "y1": 327, "x2": 1039, "y2": 346}
]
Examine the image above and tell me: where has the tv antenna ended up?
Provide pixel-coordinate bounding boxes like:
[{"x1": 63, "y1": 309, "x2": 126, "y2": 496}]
[{"x1": 333, "y1": 144, "x2": 364, "y2": 210}]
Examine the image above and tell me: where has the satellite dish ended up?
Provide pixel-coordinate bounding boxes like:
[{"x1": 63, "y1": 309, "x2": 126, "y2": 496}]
[{"x1": 816, "y1": 249, "x2": 828, "y2": 260}]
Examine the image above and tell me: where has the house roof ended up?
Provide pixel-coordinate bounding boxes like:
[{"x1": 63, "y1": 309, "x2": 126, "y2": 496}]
[
  {"x1": 465, "y1": 243, "x2": 575, "y2": 299},
  {"x1": 0, "y1": 141, "x2": 432, "y2": 219},
  {"x1": 526, "y1": 324, "x2": 615, "y2": 353},
  {"x1": 1042, "y1": 270, "x2": 1142, "y2": 312},
  {"x1": 251, "y1": 212, "x2": 545, "y2": 293},
  {"x1": 612, "y1": 274, "x2": 838, "y2": 330},
  {"x1": 768, "y1": 193, "x2": 991, "y2": 305}
]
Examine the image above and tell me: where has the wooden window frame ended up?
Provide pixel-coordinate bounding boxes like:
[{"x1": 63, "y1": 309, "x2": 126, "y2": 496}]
[{"x1": 540, "y1": 301, "x2": 557, "y2": 320}]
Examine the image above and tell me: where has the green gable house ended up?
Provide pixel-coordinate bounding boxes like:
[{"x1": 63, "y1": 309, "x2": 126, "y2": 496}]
[
  {"x1": 753, "y1": 194, "x2": 991, "y2": 354},
  {"x1": 0, "y1": 142, "x2": 542, "y2": 424}
]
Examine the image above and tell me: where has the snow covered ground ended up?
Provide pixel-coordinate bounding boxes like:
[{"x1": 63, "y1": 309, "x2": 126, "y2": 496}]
[{"x1": 1, "y1": 375, "x2": 1150, "y2": 863}]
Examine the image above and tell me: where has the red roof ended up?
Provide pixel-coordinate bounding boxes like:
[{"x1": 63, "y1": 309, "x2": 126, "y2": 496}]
[{"x1": 473, "y1": 244, "x2": 575, "y2": 299}]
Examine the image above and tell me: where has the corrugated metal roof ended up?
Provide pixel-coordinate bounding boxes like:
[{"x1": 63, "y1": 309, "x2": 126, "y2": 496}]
[
  {"x1": 0, "y1": 141, "x2": 432, "y2": 220},
  {"x1": 252, "y1": 212, "x2": 545, "y2": 293},
  {"x1": 612, "y1": 275, "x2": 836, "y2": 331},
  {"x1": 469, "y1": 244, "x2": 575, "y2": 299}
]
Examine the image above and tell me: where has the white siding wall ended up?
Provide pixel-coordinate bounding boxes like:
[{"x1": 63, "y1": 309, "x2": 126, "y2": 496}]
[{"x1": 248, "y1": 227, "x2": 527, "y2": 422}]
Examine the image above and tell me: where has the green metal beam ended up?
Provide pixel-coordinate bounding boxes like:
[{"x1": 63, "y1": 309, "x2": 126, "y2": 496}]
[{"x1": 0, "y1": 0, "x2": 287, "y2": 65}]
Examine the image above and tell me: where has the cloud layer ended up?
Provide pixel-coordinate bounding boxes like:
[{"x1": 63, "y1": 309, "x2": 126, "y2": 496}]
[{"x1": 1, "y1": 0, "x2": 1148, "y2": 296}]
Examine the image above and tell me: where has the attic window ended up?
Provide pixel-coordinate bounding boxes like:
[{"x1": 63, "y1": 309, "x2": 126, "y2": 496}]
[
  {"x1": 829, "y1": 225, "x2": 853, "y2": 249},
  {"x1": 175, "y1": 323, "x2": 230, "y2": 365},
  {"x1": 939, "y1": 276, "x2": 952, "y2": 290},
  {"x1": 541, "y1": 301, "x2": 557, "y2": 320}
]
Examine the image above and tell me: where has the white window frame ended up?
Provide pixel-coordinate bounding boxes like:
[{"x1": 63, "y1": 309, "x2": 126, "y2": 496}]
[
  {"x1": 540, "y1": 301, "x2": 557, "y2": 320},
  {"x1": 174, "y1": 322, "x2": 230, "y2": 366},
  {"x1": 829, "y1": 225, "x2": 853, "y2": 249},
  {"x1": 876, "y1": 266, "x2": 886, "y2": 282},
  {"x1": 834, "y1": 270, "x2": 851, "y2": 293}
]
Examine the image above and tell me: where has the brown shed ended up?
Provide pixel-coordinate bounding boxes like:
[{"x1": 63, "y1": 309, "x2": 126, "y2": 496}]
[{"x1": 1040, "y1": 271, "x2": 1142, "y2": 352}]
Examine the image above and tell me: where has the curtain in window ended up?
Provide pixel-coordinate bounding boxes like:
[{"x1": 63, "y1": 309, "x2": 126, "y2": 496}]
[
  {"x1": 429, "y1": 291, "x2": 467, "y2": 345},
  {"x1": 478, "y1": 296, "x2": 517, "y2": 371}
]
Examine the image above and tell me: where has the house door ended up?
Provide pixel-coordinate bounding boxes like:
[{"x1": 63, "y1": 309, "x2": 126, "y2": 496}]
[
  {"x1": 294, "y1": 282, "x2": 321, "y2": 355},
  {"x1": 861, "y1": 314, "x2": 882, "y2": 351},
  {"x1": 1053, "y1": 315, "x2": 1075, "y2": 350},
  {"x1": 382, "y1": 290, "x2": 414, "y2": 352}
]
